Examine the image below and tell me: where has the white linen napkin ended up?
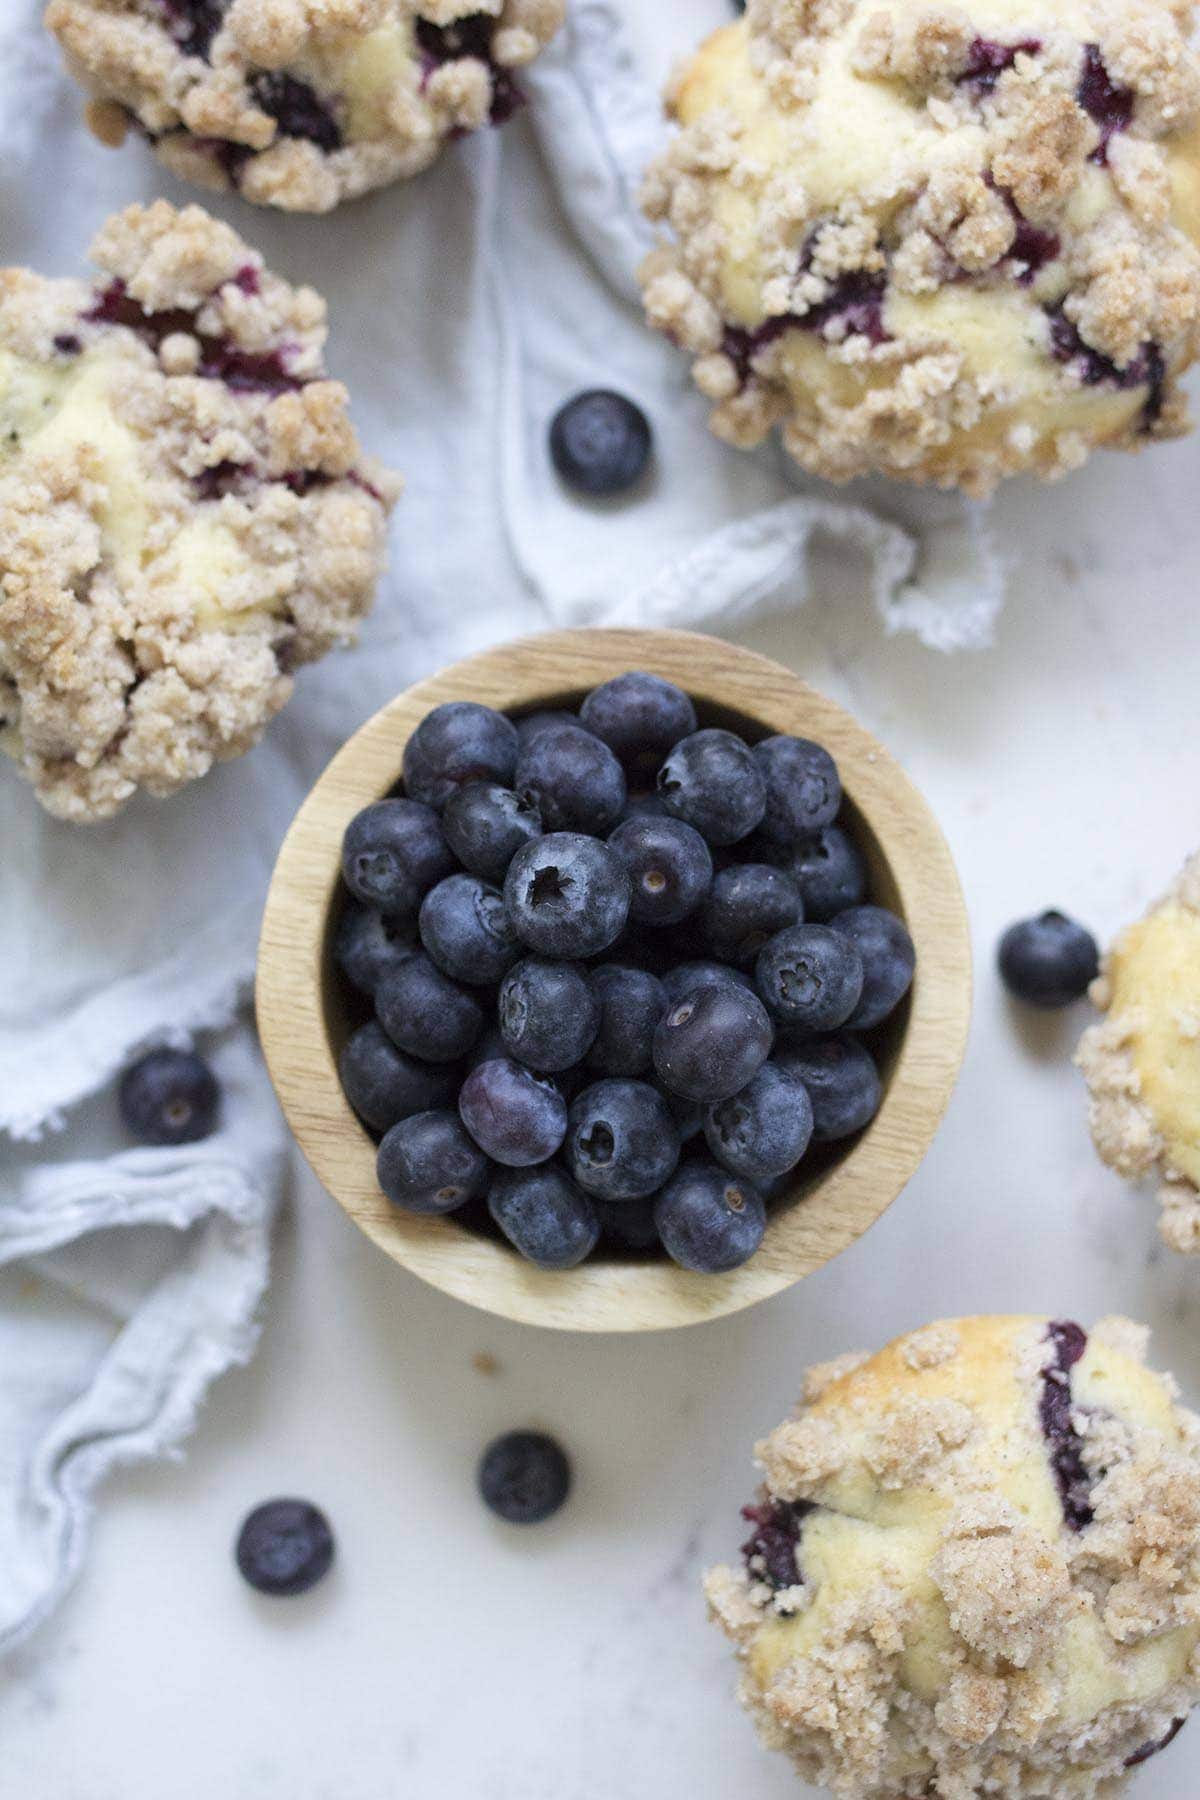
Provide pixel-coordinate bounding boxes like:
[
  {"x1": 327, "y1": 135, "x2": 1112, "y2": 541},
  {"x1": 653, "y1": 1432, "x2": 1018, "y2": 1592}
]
[{"x1": 0, "y1": 0, "x2": 1003, "y2": 1651}]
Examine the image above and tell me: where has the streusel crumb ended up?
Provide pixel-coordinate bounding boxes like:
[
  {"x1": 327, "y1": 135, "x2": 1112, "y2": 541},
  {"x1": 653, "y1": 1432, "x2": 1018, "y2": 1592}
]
[{"x1": 0, "y1": 202, "x2": 400, "y2": 822}]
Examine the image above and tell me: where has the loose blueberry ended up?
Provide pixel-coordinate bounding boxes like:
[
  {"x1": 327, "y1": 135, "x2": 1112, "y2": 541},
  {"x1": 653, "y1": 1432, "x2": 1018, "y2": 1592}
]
[
  {"x1": 340, "y1": 798, "x2": 453, "y2": 915},
  {"x1": 335, "y1": 902, "x2": 419, "y2": 996},
  {"x1": 488, "y1": 1165, "x2": 600, "y2": 1268},
  {"x1": 700, "y1": 864, "x2": 804, "y2": 966},
  {"x1": 660, "y1": 960, "x2": 755, "y2": 1005},
  {"x1": 119, "y1": 1047, "x2": 219, "y2": 1146},
  {"x1": 377, "y1": 1109, "x2": 490, "y2": 1215},
  {"x1": 236, "y1": 1499, "x2": 334, "y2": 1598},
  {"x1": 458, "y1": 1058, "x2": 568, "y2": 1166},
  {"x1": 592, "y1": 1195, "x2": 661, "y2": 1251},
  {"x1": 756, "y1": 923, "x2": 865, "y2": 1032},
  {"x1": 339, "y1": 1021, "x2": 459, "y2": 1134},
  {"x1": 515, "y1": 723, "x2": 626, "y2": 835},
  {"x1": 499, "y1": 958, "x2": 600, "y2": 1073},
  {"x1": 653, "y1": 981, "x2": 773, "y2": 1103},
  {"x1": 479, "y1": 1431, "x2": 571, "y2": 1524},
  {"x1": 442, "y1": 782, "x2": 542, "y2": 883},
  {"x1": 586, "y1": 964, "x2": 666, "y2": 1077},
  {"x1": 778, "y1": 1034, "x2": 882, "y2": 1142},
  {"x1": 998, "y1": 911, "x2": 1099, "y2": 1008},
  {"x1": 419, "y1": 873, "x2": 521, "y2": 986},
  {"x1": 753, "y1": 736, "x2": 841, "y2": 845},
  {"x1": 658, "y1": 729, "x2": 766, "y2": 847},
  {"x1": 579, "y1": 672, "x2": 697, "y2": 777},
  {"x1": 655, "y1": 1158, "x2": 766, "y2": 1273},
  {"x1": 504, "y1": 833, "x2": 631, "y2": 959},
  {"x1": 783, "y1": 824, "x2": 868, "y2": 921},
  {"x1": 608, "y1": 814, "x2": 713, "y2": 926},
  {"x1": 549, "y1": 390, "x2": 653, "y2": 497},
  {"x1": 830, "y1": 906, "x2": 915, "y2": 1029},
  {"x1": 704, "y1": 1061, "x2": 815, "y2": 1182},
  {"x1": 375, "y1": 953, "x2": 483, "y2": 1064},
  {"x1": 565, "y1": 1079, "x2": 681, "y2": 1202},
  {"x1": 402, "y1": 702, "x2": 519, "y2": 809}
]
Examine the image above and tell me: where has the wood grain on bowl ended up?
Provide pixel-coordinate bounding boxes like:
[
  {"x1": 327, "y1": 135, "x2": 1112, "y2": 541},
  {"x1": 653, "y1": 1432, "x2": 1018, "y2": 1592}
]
[{"x1": 257, "y1": 629, "x2": 971, "y2": 1332}]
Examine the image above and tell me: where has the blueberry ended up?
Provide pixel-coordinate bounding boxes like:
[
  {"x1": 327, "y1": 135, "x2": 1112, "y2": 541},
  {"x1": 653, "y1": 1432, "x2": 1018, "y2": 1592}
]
[
  {"x1": 654, "y1": 1158, "x2": 766, "y2": 1273},
  {"x1": 565, "y1": 1079, "x2": 681, "y2": 1201},
  {"x1": 499, "y1": 958, "x2": 600, "y2": 1073},
  {"x1": 236, "y1": 1499, "x2": 334, "y2": 1597},
  {"x1": 618, "y1": 790, "x2": 669, "y2": 824},
  {"x1": 700, "y1": 864, "x2": 804, "y2": 966},
  {"x1": 458, "y1": 1058, "x2": 568, "y2": 1166},
  {"x1": 549, "y1": 390, "x2": 652, "y2": 497},
  {"x1": 579, "y1": 672, "x2": 697, "y2": 778},
  {"x1": 488, "y1": 1165, "x2": 600, "y2": 1268},
  {"x1": 660, "y1": 960, "x2": 755, "y2": 1005},
  {"x1": 593, "y1": 1196, "x2": 661, "y2": 1252},
  {"x1": 479, "y1": 1431, "x2": 571, "y2": 1524},
  {"x1": 756, "y1": 923, "x2": 865, "y2": 1032},
  {"x1": 778, "y1": 1034, "x2": 882, "y2": 1141},
  {"x1": 586, "y1": 965, "x2": 666, "y2": 1077},
  {"x1": 830, "y1": 906, "x2": 916, "y2": 1029},
  {"x1": 335, "y1": 902, "x2": 418, "y2": 996},
  {"x1": 442, "y1": 785, "x2": 541, "y2": 886},
  {"x1": 658, "y1": 729, "x2": 766, "y2": 847},
  {"x1": 338, "y1": 1020, "x2": 459, "y2": 1134},
  {"x1": 998, "y1": 911, "x2": 1099, "y2": 1008},
  {"x1": 375, "y1": 953, "x2": 483, "y2": 1064},
  {"x1": 119, "y1": 1047, "x2": 219, "y2": 1146},
  {"x1": 504, "y1": 833, "x2": 631, "y2": 959},
  {"x1": 704, "y1": 1062, "x2": 814, "y2": 1182},
  {"x1": 466, "y1": 1023, "x2": 509, "y2": 1072},
  {"x1": 419, "y1": 873, "x2": 521, "y2": 986},
  {"x1": 402, "y1": 702, "x2": 519, "y2": 809},
  {"x1": 753, "y1": 736, "x2": 841, "y2": 846},
  {"x1": 607, "y1": 814, "x2": 713, "y2": 926},
  {"x1": 515, "y1": 723, "x2": 626, "y2": 835},
  {"x1": 377, "y1": 1109, "x2": 489, "y2": 1215},
  {"x1": 783, "y1": 824, "x2": 868, "y2": 921},
  {"x1": 514, "y1": 709, "x2": 579, "y2": 750},
  {"x1": 341, "y1": 798, "x2": 454, "y2": 914},
  {"x1": 653, "y1": 982, "x2": 773, "y2": 1103}
]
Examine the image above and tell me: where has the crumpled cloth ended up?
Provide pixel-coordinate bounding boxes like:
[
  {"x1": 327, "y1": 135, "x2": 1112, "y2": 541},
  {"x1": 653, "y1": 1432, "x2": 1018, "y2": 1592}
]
[{"x1": 0, "y1": 0, "x2": 1003, "y2": 1651}]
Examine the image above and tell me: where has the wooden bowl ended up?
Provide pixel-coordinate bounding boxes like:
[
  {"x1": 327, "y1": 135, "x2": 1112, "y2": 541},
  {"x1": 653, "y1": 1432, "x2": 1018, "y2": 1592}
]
[{"x1": 258, "y1": 628, "x2": 971, "y2": 1333}]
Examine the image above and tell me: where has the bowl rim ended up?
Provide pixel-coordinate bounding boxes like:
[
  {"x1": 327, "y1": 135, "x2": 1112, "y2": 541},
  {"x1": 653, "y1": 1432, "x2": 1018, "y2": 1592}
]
[{"x1": 257, "y1": 626, "x2": 972, "y2": 1333}]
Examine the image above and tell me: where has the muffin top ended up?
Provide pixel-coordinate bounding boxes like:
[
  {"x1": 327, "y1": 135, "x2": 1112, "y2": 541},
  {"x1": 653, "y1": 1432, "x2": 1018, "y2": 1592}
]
[
  {"x1": 45, "y1": 0, "x2": 565, "y2": 213},
  {"x1": 640, "y1": 0, "x2": 1200, "y2": 495},
  {"x1": 707, "y1": 1313, "x2": 1200, "y2": 1797}
]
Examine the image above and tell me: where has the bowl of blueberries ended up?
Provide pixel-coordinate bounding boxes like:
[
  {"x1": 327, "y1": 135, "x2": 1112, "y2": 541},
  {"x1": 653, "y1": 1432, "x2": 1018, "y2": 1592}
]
[{"x1": 257, "y1": 628, "x2": 971, "y2": 1331}]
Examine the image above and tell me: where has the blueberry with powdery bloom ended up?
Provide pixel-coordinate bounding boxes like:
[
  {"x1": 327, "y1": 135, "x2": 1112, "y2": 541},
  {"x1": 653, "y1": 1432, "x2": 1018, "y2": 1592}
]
[
  {"x1": 341, "y1": 798, "x2": 454, "y2": 916},
  {"x1": 655, "y1": 1157, "x2": 766, "y2": 1273},
  {"x1": 998, "y1": 911, "x2": 1099, "y2": 1009},
  {"x1": 442, "y1": 783, "x2": 542, "y2": 884},
  {"x1": 504, "y1": 834, "x2": 631, "y2": 959},
  {"x1": 478, "y1": 1432, "x2": 571, "y2": 1525},
  {"x1": 782, "y1": 824, "x2": 868, "y2": 922},
  {"x1": 658, "y1": 729, "x2": 767, "y2": 847},
  {"x1": 753, "y1": 736, "x2": 841, "y2": 846},
  {"x1": 339, "y1": 1021, "x2": 459, "y2": 1135},
  {"x1": 608, "y1": 815, "x2": 713, "y2": 926},
  {"x1": 653, "y1": 982, "x2": 773, "y2": 1103},
  {"x1": 402, "y1": 702, "x2": 519, "y2": 810},
  {"x1": 586, "y1": 965, "x2": 666, "y2": 1078},
  {"x1": 375, "y1": 954, "x2": 483, "y2": 1064},
  {"x1": 119, "y1": 1047, "x2": 219, "y2": 1146},
  {"x1": 550, "y1": 391, "x2": 653, "y2": 497},
  {"x1": 419, "y1": 874, "x2": 521, "y2": 986},
  {"x1": 488, "y1": 1165, "x2": 600, "y2": 1269},
  {"x1": 756, "y1": 923, "x2": 865, "y2": 1033},
  {"x1": 778, "y1": 1034, "x2": 881, "y2": 1142},
  {"x1": 660, "y1": 961, "x2": 755, "y2": 1006},
  {"x1": 335, "y1": 903, "x2": 418, "y2": 996},
  {"x1": 700, "y1": 864, "x2": 804, "y2": 967},
  {"x1": 515, "y1": 723, "x2": 626, "y2": 835},
  {"x1": 459, "y1": 1058, "x2": 568, "y2": 1167},
  {"x1": 704, "y1": 1061, "x2": 814, "y2": 1183},
  {"x1": 236, "y1": 1500, "x2": 333, "y2": 1598},
  {"x1": 377, "y1": 1110, "x2": 490, "y2": 1216},
  {"x1": 498, "y1": 958, "x2": 599, "y2": 1073},
  {"x1": 579, "y1": 672, "x2": 697, "y2": 779},
  {"x1": 830, "y1": 906, "x2": 915, "y2": 1029},
  {"x1": 565, "y1": 1079, "x2": 681, "y2": 1202}
]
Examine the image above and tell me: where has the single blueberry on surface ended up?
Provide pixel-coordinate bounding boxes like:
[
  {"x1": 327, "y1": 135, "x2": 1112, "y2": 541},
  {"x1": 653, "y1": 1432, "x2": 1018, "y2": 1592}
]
[
  {"x1": 549, "y1": 390, "x2": 653, "y2": 497},
  {"x1": 504, "y1": 833, "x2": 631, "y2": 959},
  {"x1": 579, "y1": 672, "x2": 697, "y2": 776},
  {"x1": 753, "y1": 736, "x2": 841, "y2": 845},
  {"x1": 458, "y1": 1058, "x2": 568, "y2": 1166},
  {"x1": 377, "y1": 1109, "x2": 490, "y2": 1215},
  {"x1": 488, "y1": 1165, "x2": 600, "y2": 1269},
  {"x1": 700, "y1": 863, "x2": 804, "y2": 966},
  {"x1": 655, "y1": 1158, "x2": 766, "y2": 1273},
  {"x1": 341, "y1": 798, "x2": 453, "y2": 915},
  {"x1": 119, "y1": 1047, "x2": 219, "y2": 1146},
  {"x1": 402, "y1": 702, "x2": 519, "y2": 809},
  {"x1": 783, "y1": 824, "x2": 868, "y2": 922},
  {"x1": 335, "y1": 902, "x2": 418, "y2": 996},
  {"x1": 608, "y1": 814, "x2": 713, "y2": 926},
  {"x1": 653, "y1": 981, "x2": 773, "y2": 1103},
  {"x1": 375, "y1": 953, "x2": 483, "y2": 1064},
  {"x1": 829, "y1": 906, "x2": 916, "y2": 1029},
  {"x1": 339, "y1": 1021, "x2": 458, "y2": 1134},
  {"x1": 236, "y1": 1499, "x2": 334, "y2": 1598},
  {"x1": 592, "y1": 1195, "x2": 661, "y2": 1252},
  {"x1": 778, "y1": 1034, "x2": 882, "y2": 1142},
  {"x1": 479, "y1": 1431, "x2": 571, "y2": 1525},
  {"x1": 660, "y1": 960, "x2": 755, "y2": 1005},
  {"x1": 756, "y1": 923, "x2": 865, "y2": 1033},
  {"x1": 998, "y1": 911, "x2": 1099, "y2": 1008},
  {"x1": 657, "y1": 729, "x2": 766, "y2": 847},
  {"x1": 499, "y1": 958, "x2": 600, "y2": 1073},
  {"x1": 586, "y1": 964, "x2": 666, "y2": 1077},
  {"x1": 566, "y1": 1079, "x2": 681, "y2": 1201},
  {"x1": 442, "y1": 782, "x2": 542, "y2": 883},
  {"x1": 419, "y1": 873, "x2": 521, "y2": 986},
  {"x1": 704, "y1": 1062, "x2": 815, "y2": 1182},
  {"x1": 515, "y1": 723, "x2": 626, "y2": 835}
]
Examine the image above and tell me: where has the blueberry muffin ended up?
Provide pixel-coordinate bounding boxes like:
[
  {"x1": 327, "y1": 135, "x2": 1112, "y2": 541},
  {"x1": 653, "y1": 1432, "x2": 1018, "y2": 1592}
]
[
  {"x1": 639, "y1": 0, "x2": 1200, "y2": 496},
  {"x1": 45, "y1": 0, "x2": 565, "y2": 212},
  {"x1": 1077, "y1": 854, "x2": 1200, "y2": 1255},
  {"x1": 707, "y1": 1315, "x2": 1200, "y2": 1796},
  {"x1": 0, "y1": 202, "x2": 400, "y2": 822}
]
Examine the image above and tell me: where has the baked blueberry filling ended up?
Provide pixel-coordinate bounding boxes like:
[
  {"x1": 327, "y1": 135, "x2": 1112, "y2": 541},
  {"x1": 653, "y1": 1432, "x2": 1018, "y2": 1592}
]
[
  {"x1": 159, "y1": 0, "x2": 227, "y2": 61},
  {"x1": 1046, "y1": 305, "x2": 1165, "y2": 428},
  {"x1": 722, "y1": 267, "x2": 889, "y2": 388},
  {"x1": 1078, "y1": 44, "x2": 1134, "y2": 165},
  {"x1": 958, "y1": 36, "x2": 1042, "y2": 98},
  {"x1": 250, "y1": 71, "x2": 343, "y2": 153},
  {"x1": 1039, "y1": 1320, "x2": 1095, "y2": 1532},
  {"x1": 985, "y1": 179, "x2": 1060, "y2": 285},
  {"x1": 415, "y1": 14, "x2": 523, "y2": 125},
  {"x1": 741, "y1": 1498, "x2": 814, "y2": 1591},
  {"x1": 193, "y1": 460, "x2": 252, "y2": 500},
  {"x1": 84, "y1": 278, "x2": 305, "y2": 395},
  {"x1": 1125, "y1": 1719, "x2": 1186, "y2": 1768}
]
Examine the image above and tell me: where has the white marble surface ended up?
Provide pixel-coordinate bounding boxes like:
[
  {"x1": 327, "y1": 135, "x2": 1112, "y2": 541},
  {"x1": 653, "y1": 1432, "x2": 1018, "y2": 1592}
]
[{"x1": 3, "y1": 3, "x2": 1200, "y2": 1797}]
